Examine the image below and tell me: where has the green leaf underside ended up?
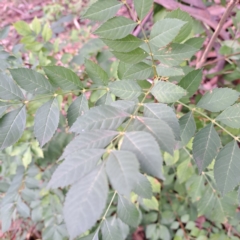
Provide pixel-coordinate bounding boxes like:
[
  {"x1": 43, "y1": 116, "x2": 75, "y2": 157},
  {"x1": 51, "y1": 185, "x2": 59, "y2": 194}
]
[
  {"x1": 101, "y1": 217, "x2": 124, "y2": 240},
  {"x1": 94, "y1": 17, "x2": 137, "y2": 40},
  {"x1": 0, "y1": 102, "x2": 12, "y2": 117},
  {"x1": 67, "y1": 95, "x2": 89, "y2": 127},
  {"x1": 109, "y1": 80, "x2": 142, "y2": 100},
  {"x1": 117, "y1": 61, "x2": 132, "y2": 80},
  {"x1": 117, "y1": 195, "x2": 140, "y2": 227},
  {"x1": 96, "y1": 92, "x2": 113, "y2": 106},
  {"x1": 193, "y1": 124, "x2": 221, "y2": 173},
  {"x1": 134, "y1": 0, "x2": 153, "y2": 20},
  {"x1": 132, "y1": 173, "x2": 152, "y2": 199},
  {"x1": 60, "y1": 130, "x2": 118, "y2": 159},
  {"x1": 48, "y1": 149, "x2": 105, "y2": 189},
  {"x1": 122, "y1": 62, "x2": 152, "y2": 80},
  {"x1": 156, "y1": 65, "x2": 184, "y2": 77},
  {"x1": 10, "y1": 68, "x2": 54, "y2": 94},
  {"x1": 176, "y1": 112, "x2": 196, "y2": 148},
  {"x1": 214, "y1": 141, "x2": 240, "y2": 195},
  {"x1": 144, "y1": 103, "x2": 180, "y2": 140},
  {"x1": 102, "y1": 35, "x2": 143, "y2": 52},
  {"x1": 216, "y1": 103, "x2": 240, "y2": 128},
  {"x1": 150, "y1": 19, "x2": 186, "y2": 48},
  {"x1": 0, "y1": 106, "x2": 26, "y2": 150},
  {"x1": 82, "y1": 0, "x2": 123, "y2": 21},
  {"x1": 85, "y1": 59, "x2": 109, "y2": 85},
  {"x1": 64, "y1": 165, "x2": 108, "y2": 240},
  {"x1": 70, "y1": 105, "x2": 129, "y2": 133},
  {"x1": 132, "y1": 117, "x2": 175, "y2": 155},
  {"x1": 0, "y1": 73, "x2": 24, "y2": 100},
  {"x1": 151, "y1": 81, "x2": 186, "y2": 103},
  {"x1": 34, "y1": 98, "x2": 59, "y2": 147},
  {"x1": 43, "y1": 66, "x2": 83, "y2": 90},
  {"x1": 165, "y1": 9, "x2": 193, "y2": 43},
  {"x1": 106, "y1": 150, "x2": 139, "y2": 196},
  {"x1": 197, "y1": 88, "x2": 239, "y2": 112},
  {"x1": 110, "y1": 100, "x2": 136, "y2": 114},
  {"x1": 112, "y1": 48, "x2": 148, "y2": 64},
  {"x1": 179, "y1": 69, "x2": 202, "y2": 100},
  {"x1": 154, "y1": 43, "x2": 198, "y2": 66},
  {"x1": 121, "y1": 131, "x2": 163, "y2": 178}
]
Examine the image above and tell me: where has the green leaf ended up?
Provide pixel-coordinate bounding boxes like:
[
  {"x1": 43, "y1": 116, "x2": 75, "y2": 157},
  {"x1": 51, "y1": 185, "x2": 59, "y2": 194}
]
[
  {"x1": 132, "y1": 117, "x2": 175, "y2": 154},
  {"x1": 144, "y1": 103, "x2": 180, "y2": 140},
  {"x1": 216, "y1": 103, "x2": 240, "y2": 129},
  {"x1": 96, "y1": 92, "x2": 113, "y2": 106},
  {"x1": 115, "y1": 218, "x2": 130, "y2": 240},
  {"x1": 64, "y1": 165, "x2": 108, "y2": 240},
  {"x1": 0, "y1": 102, "x2": 11, "y2": 117},
  {"x1": 82, "y1": 0, "x2": 123, "y2": 21},
  {"x1": 0, "y1": 106, "x2": 26, "y2": 150},
  {"x1": 109, "y1": 80, "x2": 142, "y2": 100},
  {"x1": 193, "y1": 124, "x2": 221, "y2": 173},
  {"x1": 17, "y1": 198, "x2": 30, "y2": 218},
  {"x1": 34, "y1": 98, "x2": 59, "y2": 147},
  {"x1": 132, "y1": 173, "x2": 152, "y2": 199},
  {"x1": 94, "y1": 17, "x2": 137, "y2": 40},
  {"x1": 197, "y1": 88, "x2": 239, "y2": 112},
  {"x1": 156, "y1": 64, "x2": 184, "y2": 77},
  {"x1": 71, "y1": 105, "x2": 129, "y2": 133},
  {"x1": 165, "y1": 9, "x2": 193, "y2": 43},
  {"x1": 122, "y1": 62, "x2": 152, "y2": 80},
  {"x1": 10, "y1": 68, "x2": 54, "y2": 94},
  {"x1": 42, "y1": 23, "x2": 52, "y2": 41},
  {"x1": 184, "y1": 37, "x2": 204, "y2": 49},
  {"x1": 48, "y1": 149, "x2": 105, "y2": 189},
  {"x1": 142, "y1": 196, "x2": 159, "y2": 211},
  {"x1": 117, "y1": 195, "x2": 141, "y2": 227},
  {"x1": 101, "y1": 217, "x2": 124, "y2": 240},
  {"x1": 31, "y1": 17, "x2": 41, "y2": 35},
  {"x1": 111, "y1": 100, "x2": 136, "y2": 113},
  {"x1": 177, "y1": 159, "x2": 194, "y2": 184},
  {"x1": 176, "y1": 112, "x2": 196, "y2": 148},
  {"x1": 43, "y1": 66, "x2": 83, "y2": 90},
  {"x1": 179, "y1": 69, "x2": 202, "y2": 101},
  {"x1": 106, "y1": 150, "x2": 139, "y2": 196},
  {"x1": 134, "y1": 0, "x2": 153, "y2": 20},
  {"x1": 0, "y1": 26, "x2": 10, "y2": 40},
  {"x1": 13, "y1": 21, "x2": 32, "y2": 36},
  {"x1": 102, "y1": 35, "x2": 143, "y2": 52},
  {"x1": 67, "y1": 95, "x2": 89, "y2": 127},
  {"x1": 121, "y1": 131, "x2": 163, "y2": 178},
  {"x1": 117, "y1": 61, "x2": 132, "y2": 80},
  {"x1": 60, "y1": 130, "x2": 117, "y2": 159},
  {"x1": 150, "y1": 19, "x2": 186, "y2": 48},
  {"x1": 151, "y1": 81, "x2": 186, "y2": 103},
  {"x1": 0, "y1": 73, "x2": 24, "y2": 100},
  {"x1": 214, "y1": 140, "x2": 240, "y2": 195},
  {"x1": 112, "y1": 48, "x2": 148, "y2": 64},
  {"x1": 85, "y1": 59, "x2": 109, "y2": 85},
  {"x1": 154, "y1": 43, "x2": 198, "y2": 66}
]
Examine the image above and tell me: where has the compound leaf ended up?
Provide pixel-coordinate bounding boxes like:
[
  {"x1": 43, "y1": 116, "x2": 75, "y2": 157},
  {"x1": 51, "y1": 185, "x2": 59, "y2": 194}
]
[
  {"x1": 83, "y1": 0, "x2": 123, "y2": 21},
  {"x1": 106, "y1": 150, "x2": 139, "y2": 196},
  {"x1": 0, "y1": 106, "x2": 26, "y2": 150},
  {"x1": 121, "y1": 131, "x2": 163, "y2": 179},
  {"x1": 64, "y1": 165, "x2": 108, "y2": 240},
  {"x1": 67, "y1": 95, "x2": 89, "y2": 127},
  {"x1": 43, "y1": 66, "x2": 83, "y2": 90},
  {"x1": 150, "y1": 19, "x2": 186, "y2": 48},
  {"x1": 0, "y1": 73, "x2": 24, "y2": 100},
  {"x1": 216, "y1": 103, "x2": 240, "y2": 129},
  {"x1": 193, "y1": 124, "x2": 221, "y2": 173},
  {"x1": 94, "y1": 17, "x2": 137, "y2": 40},
  {"x1": 197, "y1": 88, "x2": 239, "y2": 112},
  {"x1": 48, "y1": 149, "x2": 105, "y2": 189},
  {"x1": 151, "y1": 81, "x2": 186, "y2": 103},
  {"x1": 34, "y1": 98, "x2": 59, "y2": 147},
  {"x1": 117, "y1": 195, "x2": 141, "y2": 228},
  {"x1": 109, "y1": 80, "x2": 142, "y2": 100},
  {"x1": 71, "y1": 105, "x2": 129, "y2": 133},
  {"x1": 214, "y1": 141, "x2": 240, "y2": 195}
]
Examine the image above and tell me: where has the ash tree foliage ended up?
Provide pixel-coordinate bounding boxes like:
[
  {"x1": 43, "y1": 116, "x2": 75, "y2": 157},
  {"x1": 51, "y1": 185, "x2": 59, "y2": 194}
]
[{"x1": 0, "y1": 0, "x2": 240, "y2": 240}]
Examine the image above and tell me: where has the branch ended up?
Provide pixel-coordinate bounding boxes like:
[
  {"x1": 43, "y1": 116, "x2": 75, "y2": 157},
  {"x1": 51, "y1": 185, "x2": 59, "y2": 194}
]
[{"x1": 196, "y1": 0, "x2": 238, "y2": 68}]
